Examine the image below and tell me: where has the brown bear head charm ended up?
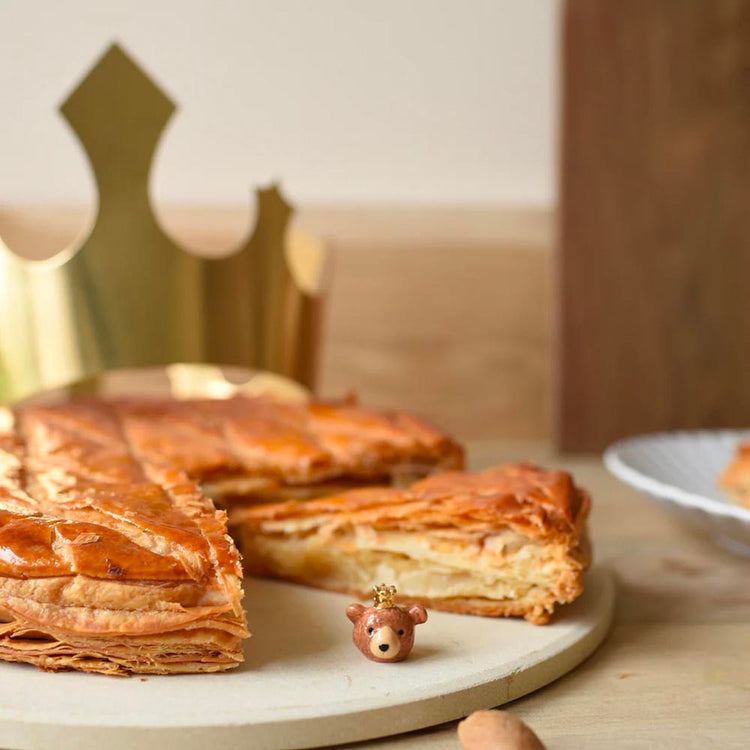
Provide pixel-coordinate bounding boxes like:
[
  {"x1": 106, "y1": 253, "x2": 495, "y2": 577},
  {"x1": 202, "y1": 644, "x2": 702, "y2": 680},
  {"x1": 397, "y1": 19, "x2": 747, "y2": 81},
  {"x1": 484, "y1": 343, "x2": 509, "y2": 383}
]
[{"x1": 346, "y1": 584, "x2": 428, "y2": 662}]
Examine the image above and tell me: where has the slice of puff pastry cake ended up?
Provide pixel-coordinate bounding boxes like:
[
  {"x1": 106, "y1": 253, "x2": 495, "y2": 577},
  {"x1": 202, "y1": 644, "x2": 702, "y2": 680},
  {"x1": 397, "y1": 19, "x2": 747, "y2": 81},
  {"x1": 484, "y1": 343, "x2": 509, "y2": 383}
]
[
  {"x1": 0, "y1": 402, "x2": 247, "y2": 676},
  {"x1": 719, "y1": 439, "x2": 750, "y2": 508},
  {"x1": 238, "y1": 464, "x2": 592, "y2": 625}
]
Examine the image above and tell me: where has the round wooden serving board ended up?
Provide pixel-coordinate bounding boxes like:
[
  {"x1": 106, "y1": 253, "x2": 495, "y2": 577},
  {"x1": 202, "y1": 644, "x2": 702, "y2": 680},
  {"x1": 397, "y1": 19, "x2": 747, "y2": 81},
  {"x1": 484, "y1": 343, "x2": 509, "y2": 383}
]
[{"x1": 0, "y1": 568, "x2": 613, "y2": 750}]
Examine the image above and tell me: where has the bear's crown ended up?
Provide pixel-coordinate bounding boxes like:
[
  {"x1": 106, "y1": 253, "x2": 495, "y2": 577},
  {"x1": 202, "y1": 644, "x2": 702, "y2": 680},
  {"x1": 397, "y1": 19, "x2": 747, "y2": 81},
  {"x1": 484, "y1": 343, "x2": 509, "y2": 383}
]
[{"x1": 372, "y1": 583, "x2": 397, "y2": 609}]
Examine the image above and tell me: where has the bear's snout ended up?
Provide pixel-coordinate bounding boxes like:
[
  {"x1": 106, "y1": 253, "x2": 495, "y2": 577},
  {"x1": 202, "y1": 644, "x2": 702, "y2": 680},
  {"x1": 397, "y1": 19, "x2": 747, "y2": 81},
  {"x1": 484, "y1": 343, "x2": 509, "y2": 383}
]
[{"x1": 369, "y1": 626, "x2": 401, "y2": 660}]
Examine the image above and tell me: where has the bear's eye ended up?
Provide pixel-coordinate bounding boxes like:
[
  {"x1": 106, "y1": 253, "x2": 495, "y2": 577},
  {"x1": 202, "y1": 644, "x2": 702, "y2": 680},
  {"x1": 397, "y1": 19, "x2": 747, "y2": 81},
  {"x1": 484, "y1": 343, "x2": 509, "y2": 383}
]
[
  {"x1": 398, "y1": 629, "x2": 404, "y2": 636},
  {"x1": 367, "y1": 627, "x2": 374, "y2": 635}
]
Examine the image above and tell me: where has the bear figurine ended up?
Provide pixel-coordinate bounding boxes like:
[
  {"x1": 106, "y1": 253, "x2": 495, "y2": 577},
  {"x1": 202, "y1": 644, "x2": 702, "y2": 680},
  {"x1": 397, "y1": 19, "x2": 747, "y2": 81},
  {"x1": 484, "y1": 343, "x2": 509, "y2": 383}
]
[{"x1": 346, "y1": 584, "x2": 428, "y2": 662}]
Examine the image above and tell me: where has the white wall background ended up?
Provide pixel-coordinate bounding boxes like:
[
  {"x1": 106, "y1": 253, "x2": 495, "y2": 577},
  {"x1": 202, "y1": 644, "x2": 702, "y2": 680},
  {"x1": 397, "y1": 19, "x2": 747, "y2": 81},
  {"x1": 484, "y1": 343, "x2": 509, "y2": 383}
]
[{"x1": 0, "y1": 0, "x2": 558, "y2": 206}]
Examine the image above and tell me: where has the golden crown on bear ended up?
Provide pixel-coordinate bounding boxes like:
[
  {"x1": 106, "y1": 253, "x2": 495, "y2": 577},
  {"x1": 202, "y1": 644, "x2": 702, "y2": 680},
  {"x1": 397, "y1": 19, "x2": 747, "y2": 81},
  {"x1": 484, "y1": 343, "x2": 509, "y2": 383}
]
[{"x1": 372, "y1": 583, "x2": 397, "y2": 609}]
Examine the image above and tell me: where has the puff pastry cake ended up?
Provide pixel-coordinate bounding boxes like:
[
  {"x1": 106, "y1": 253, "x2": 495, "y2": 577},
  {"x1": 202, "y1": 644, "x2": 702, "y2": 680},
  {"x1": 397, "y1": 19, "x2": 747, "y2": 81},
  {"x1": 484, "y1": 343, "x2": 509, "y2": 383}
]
[
  {"x1": 0, "y1": 396, "x2": 462, "y2": 675},
  {"x1": 720, "y1": 440, "x2": 750, "y2": 508},
  {"x1": 237, "y1": 463, "x2": 591, "y2": 625}
]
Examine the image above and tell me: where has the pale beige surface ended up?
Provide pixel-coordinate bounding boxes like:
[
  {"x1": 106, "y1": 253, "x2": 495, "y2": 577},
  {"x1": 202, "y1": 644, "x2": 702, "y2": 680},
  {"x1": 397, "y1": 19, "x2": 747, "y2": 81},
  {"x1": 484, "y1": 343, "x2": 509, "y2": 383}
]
[{"x1": 344, "y1": 441, "x2": 750, "y2": 749}]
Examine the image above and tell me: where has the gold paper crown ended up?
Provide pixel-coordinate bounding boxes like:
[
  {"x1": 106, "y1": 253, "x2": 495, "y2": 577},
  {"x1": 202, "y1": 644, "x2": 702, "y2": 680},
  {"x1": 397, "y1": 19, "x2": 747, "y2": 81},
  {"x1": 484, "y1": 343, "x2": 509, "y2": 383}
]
[
  {"x1": 372, "y1": 584, "x2": 397, "y2": 609},
  {"x1": 0, "y1": 44, "x2": 328, "y2": 404}
]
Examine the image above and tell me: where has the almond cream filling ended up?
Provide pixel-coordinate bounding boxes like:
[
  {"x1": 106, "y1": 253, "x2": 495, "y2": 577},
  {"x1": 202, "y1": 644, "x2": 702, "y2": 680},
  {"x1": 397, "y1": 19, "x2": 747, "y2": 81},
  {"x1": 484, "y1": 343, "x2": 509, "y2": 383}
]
[{"x1": 244, "y1": 526, "x2": 567, "y2": 603}]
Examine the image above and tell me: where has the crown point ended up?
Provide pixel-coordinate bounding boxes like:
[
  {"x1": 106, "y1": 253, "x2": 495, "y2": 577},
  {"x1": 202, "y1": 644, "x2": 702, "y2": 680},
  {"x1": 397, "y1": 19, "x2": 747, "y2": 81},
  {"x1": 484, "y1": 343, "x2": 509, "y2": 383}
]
[{"x1": 59, "y1": 42, "x2": 175, "y2": 166}]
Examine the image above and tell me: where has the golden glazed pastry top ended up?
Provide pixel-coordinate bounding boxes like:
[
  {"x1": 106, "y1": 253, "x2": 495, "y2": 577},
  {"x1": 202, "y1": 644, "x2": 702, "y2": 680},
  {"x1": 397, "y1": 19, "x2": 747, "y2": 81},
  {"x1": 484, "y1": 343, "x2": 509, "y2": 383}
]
[{"x1": 48, "y1": 396, "x2": 465, "y2": 486}]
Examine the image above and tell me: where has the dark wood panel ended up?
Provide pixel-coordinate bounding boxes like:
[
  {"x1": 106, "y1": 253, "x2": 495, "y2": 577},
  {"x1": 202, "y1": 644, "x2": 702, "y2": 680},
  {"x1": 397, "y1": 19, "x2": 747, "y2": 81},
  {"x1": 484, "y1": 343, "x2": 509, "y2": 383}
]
[{"x1": 558, "y1": 0, "x2": 750, "y2": 451}]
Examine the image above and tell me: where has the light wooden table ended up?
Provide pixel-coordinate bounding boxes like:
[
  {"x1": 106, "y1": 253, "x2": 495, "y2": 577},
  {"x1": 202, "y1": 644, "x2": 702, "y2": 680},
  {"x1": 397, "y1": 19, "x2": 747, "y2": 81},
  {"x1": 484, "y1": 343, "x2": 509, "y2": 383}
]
[{"x1": 345, "y1": 441, "x2": 750, "y2": 750}]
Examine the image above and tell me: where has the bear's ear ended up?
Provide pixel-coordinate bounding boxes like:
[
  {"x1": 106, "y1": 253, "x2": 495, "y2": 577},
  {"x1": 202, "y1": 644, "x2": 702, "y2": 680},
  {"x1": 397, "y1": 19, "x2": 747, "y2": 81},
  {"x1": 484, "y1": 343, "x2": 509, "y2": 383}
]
[
  {"x1": 346, "y1": 603, "x2": 366, "y2": 623},
  {"x1": 407, "y1": 603, "x2": 428, "y2": 625}
]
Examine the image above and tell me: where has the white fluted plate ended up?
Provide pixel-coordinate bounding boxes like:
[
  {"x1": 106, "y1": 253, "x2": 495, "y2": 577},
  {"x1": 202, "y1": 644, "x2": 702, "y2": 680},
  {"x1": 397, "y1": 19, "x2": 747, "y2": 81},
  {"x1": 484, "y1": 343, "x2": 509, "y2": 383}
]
[{"x1": 604, "y1": 430, "x2": 750, "y2": 556}]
